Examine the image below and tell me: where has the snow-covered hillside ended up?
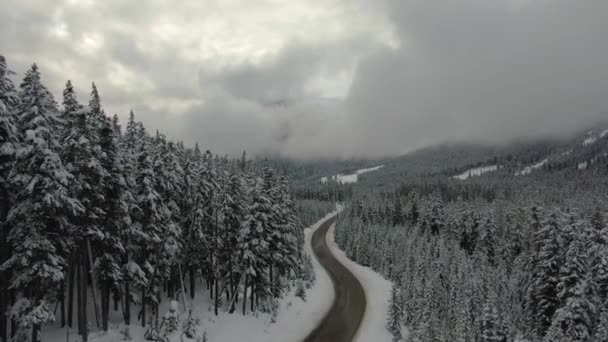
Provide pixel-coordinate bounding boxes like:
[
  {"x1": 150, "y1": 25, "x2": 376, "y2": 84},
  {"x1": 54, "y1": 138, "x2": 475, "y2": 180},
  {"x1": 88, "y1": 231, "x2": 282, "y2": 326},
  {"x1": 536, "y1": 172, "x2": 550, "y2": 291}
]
[
  {"x1": 321, "y1": 165, "x2": 384, "y2": 184},
  {"x1": 515, "y1": 159, "x2": 548, "y2": 176},
  {"x1": 452, "y1": 165, "x2": 498, "y2": 180}
]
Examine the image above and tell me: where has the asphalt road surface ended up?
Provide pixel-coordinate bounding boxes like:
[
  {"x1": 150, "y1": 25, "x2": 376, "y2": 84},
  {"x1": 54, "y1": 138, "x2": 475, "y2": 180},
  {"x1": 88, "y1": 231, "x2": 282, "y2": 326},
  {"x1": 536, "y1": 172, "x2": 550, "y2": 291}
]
[{"x1": 303, "y1": 215, "x2": 367, "y2": 342}]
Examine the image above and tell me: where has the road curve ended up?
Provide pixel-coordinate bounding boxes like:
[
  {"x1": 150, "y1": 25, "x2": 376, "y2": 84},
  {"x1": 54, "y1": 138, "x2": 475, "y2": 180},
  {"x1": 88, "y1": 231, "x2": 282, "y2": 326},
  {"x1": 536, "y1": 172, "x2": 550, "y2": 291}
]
[{"x1": 303, "y1": 216, "x2": 367, "y2": 342}]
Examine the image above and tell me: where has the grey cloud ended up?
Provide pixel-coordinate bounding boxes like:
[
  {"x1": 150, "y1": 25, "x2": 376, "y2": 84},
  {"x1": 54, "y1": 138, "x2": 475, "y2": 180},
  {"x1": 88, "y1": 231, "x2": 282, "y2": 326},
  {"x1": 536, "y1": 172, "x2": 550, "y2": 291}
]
[
  {"x1": 342, "y1": 0, "x2": 608, "y2": 156},
  {"x1": 198, "y1": 37, "x2": 374, "y2": 104},
  {"x1": 4, "y1": 0, "x2": 605, "y2": 159}
]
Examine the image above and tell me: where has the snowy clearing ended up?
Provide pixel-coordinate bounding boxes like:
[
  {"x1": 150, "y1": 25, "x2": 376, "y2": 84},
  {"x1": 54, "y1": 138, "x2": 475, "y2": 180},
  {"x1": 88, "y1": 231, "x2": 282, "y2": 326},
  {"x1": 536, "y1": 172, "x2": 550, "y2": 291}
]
[
  {"x1": 321, "y1": 165, "x2": 384, "y2": 184},
  {"x1": 515, "y1": 159, "x2": 548, "y2": 176},
  {"x1": 452, "y1": 165, "x2": 498, "y2": 180},
  {"x1": 42, "y1": 213, "x2": 337, "y2": 342},
  {"x1": 578, "y1": 161, "x2": 588, "y2": 170},
  {"x1": 583, "y1": 136, "x2": 598, "y2": 146},
  {"x1": 326, "y1": 224, "x2": 393, "y2": 342}
]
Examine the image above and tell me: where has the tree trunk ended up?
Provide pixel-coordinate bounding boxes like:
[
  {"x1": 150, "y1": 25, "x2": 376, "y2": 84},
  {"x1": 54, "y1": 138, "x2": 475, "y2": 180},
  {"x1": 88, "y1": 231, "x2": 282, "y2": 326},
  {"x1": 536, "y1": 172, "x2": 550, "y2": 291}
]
[
  {"x1": 101, "y1": 281, "x2": 110, "y2": 331},
  {"x1": 123, "y1": 250, "x2": 131, "y2": 325},
  {"x1": 214, "y1": 278, "x2": 219, "y2": 316},
  {"x1": 86, "y1": 240, "x2": 100, "y2": 329},
  {"x1": 209, "y1": 277, "x2": 213, "y2": 299},
  {"x1": 113, "y1": 289, "x2": 119, "y2": 312},
  {"x1": 31, "y1": 323, "x2": 40, "y2": 342},
  {"x1": 189, "y1": 268, "x2": 195, "y2": 299},
  {"x1": 0, "y1": 196, "x2": 10, "y2": 342},
  {"x1": 80, "y1": 245, "x2": 89, "y2": 342},
  {"x1": 9, "y1": 291, "x2": 15, "y2": 339},
  {"x1": 0, "y1": 283, "x2": 6, "y2": 342},
  {"x1": 167, "y1": 279, "x2": 173, "y2": 299},
  {"x1": 124, "y1": 280, "x2": 131, "y2": 325},
  {"x1": 250, "y1": 285, "x2": 254, "y2": 312},
  {"x1": 141, "y1": 287, "x2": 146, "y2": 327},
  {"x1": 0, "y1": 287, "x2": 6, "y2": 342},
  {"x1": 60, "y1": 279, "x2": 66, "y2": 327},
  {"x1": 76, "y1": 256, "x2": 83, "y2": 335},
  {"x1": 68, "y1": 255, "x2": 76, "y2": 328},
  {"x1": 242, "y1": 275, "x2": 248, "y2": 315}
]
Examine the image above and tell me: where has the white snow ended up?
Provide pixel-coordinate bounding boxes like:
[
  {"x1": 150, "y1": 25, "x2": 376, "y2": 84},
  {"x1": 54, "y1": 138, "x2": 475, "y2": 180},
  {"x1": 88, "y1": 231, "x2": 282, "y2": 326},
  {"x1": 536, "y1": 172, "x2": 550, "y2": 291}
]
[
  {"x1": 583, "y1": 136, "x2": 597, "y2": 146},
  {"x1": 578, "y1": 161, "x2": 588, "y2": 170},
  {"x1": 321, "y1": 165, "x2": 384, "y2": 184},
  {"x1": 600, "y1": 129, "x2": 608, "y2": 138},
  {"x1": 452, "y1": 165, "x2": 498, "y2": 180},
  {"x1": 42, "y1": 213, "x2": 337, "y2": 342},
  {"x1": 326, "y1": 224, "x2": 393, "y2": 342},
  {"x1": 515, "y1": 159, "x2": 548, "y2": 176},
  {"x1": 355, "y1": 165, "x2": 385, "y2": 175}
]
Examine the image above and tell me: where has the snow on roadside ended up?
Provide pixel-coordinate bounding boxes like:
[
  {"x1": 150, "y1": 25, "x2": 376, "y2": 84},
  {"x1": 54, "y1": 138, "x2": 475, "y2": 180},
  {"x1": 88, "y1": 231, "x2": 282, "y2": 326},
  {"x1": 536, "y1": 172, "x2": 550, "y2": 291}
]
[
  {"x1": 44, "y1": 213, "x2": 337, "y2": 342},
  {"x1": 199, "y1": 211, "x2": 337, "y2": 342},
  {"x1": 326, "y1": 224, "x2": 393, "y2": 342}
]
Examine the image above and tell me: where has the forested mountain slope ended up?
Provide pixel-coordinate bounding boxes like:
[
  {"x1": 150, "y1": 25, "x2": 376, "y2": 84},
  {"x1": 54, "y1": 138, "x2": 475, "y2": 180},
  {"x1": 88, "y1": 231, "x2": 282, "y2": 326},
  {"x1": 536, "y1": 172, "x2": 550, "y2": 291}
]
[{"x1": 314, "y1": 127, "x2": 608, "y2": 341}]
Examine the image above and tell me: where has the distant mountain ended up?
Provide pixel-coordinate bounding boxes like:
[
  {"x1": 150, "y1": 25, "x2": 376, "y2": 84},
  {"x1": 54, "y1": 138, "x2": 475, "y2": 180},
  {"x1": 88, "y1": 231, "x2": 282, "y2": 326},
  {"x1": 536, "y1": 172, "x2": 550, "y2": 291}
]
[{"x1": 353, "y1": 122, "x2": 608, "y2": 186}]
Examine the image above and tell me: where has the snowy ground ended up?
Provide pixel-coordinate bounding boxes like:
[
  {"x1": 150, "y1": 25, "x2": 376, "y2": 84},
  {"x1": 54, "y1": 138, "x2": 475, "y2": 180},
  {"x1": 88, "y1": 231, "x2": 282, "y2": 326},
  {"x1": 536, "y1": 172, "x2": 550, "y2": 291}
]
[
  {"x1": 583, "y1": 136, "x2": 598, "y2": 146},
  {"x1": 326, "y1": 224, "x2": 393, "y2": 342},
  {"x1": 515, "y1": 159, "x2": 548, "y2": 176},
  {"x1": 320, "y1": 165, "x2": 384, "y2": 184},
  {"x1": 452, "y1": 165, "x2": 498, "y2": 180},
  {"x1": 42, "y1": 213, "x2": 337, "y2": 342}
]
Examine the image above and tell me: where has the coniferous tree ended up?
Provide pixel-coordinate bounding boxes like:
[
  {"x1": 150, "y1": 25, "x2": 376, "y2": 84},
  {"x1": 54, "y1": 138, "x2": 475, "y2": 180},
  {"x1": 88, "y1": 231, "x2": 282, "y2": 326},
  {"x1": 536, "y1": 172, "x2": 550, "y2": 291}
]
[
  {"x1": 2, "y1": 65, "x2": 83, "y2": 342},
  {"x1": 387, "y1": 284, "x2": 403, "y2": 341},
  {"x1": 0, "y1": 55, "x2": 19, "y2": 342}
]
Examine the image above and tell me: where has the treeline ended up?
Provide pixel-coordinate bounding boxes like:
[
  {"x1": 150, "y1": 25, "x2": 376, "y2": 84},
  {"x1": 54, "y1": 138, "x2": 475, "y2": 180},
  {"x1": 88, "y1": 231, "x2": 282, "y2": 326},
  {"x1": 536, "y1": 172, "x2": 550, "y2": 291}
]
[
  {"x1": 0, "y1": 57, "x2": 313, "y2": 342},
  {"x1": 291, "y1": 180, "x2": 353, "y2": 202},
  {"x1": 295, "y1": 200, "x2": 336, "y2": 228},
  {"x1": 335, "y1": 182, "x2": 608, "y2": 341}
]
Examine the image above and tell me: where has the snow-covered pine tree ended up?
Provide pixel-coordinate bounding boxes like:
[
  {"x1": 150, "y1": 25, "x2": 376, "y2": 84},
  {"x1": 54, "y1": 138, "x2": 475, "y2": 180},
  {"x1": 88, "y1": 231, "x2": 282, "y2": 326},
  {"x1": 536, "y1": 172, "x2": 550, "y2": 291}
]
[
  {"x1": 556, "y1": 230, "x2": 589, "y2": 306},
  {"x1": 544, "y1": 277, "x2": 594, "y2": 342},
  {"x1": 118, "y1": 110, "x2": 144, "y2": 326},
  {"x1": 591, "y1": 227, "x2": 608, "y2": 314},
  {"x1": 479, "y1": 216, "x2": 499, "y2": 266},
  {"x1": 524, "y1": 209, "x2": 564, "y2": 338},
  {"x1": 59, "y1": 80, "x2": 81, "y2": 140},
  {"x1": 96, "y1": 114, "x2": 129, "y2": 331},
  {"x1": 595, "y1": 306, "x2": 608, "y2": 342},
  {"x1": 480, "y1": 299, "x2": 504, "y2": 342},
  {"x1": 262, "y1": 166, "x2": 286, "y2": 300},
  {"x1": 147, "y1": 133, "x2": 181, "y2": 317},
  {"x1": 133, "y1": 136, "x2": 167, "y2": 327},
  {"x1": 221, "y1": 171, "x2": 246, "y2": 312},
  {"x1": 387, "y1": 284, "x2": 403, "y2": 341},
  {"x1": 0, "y1": 54, "x2": 20, "y2": 342},
  {"x1": 2, "y1": 64, "x2": 83, "y2": 342},
  {"x1": 239, "y1": 177, "x2": 272, "y2": 314},
  {"x1": 277, "y1": 175, "x2": 302, "y2": 277},
  {"x1": 61, "y1": 80, "x2": 109, "y2": 341}
]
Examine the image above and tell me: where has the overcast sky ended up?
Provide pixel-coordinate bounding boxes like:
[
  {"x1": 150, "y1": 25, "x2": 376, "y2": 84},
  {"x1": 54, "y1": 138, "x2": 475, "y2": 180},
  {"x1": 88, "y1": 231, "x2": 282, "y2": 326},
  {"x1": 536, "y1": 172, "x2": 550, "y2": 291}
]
[{"x1": 2, "y1": 0, "x2": 607, "y2": 158}]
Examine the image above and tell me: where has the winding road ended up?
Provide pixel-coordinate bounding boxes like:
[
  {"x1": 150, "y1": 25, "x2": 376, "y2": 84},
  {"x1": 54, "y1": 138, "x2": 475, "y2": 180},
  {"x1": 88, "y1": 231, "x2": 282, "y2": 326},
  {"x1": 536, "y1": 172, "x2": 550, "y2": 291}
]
[{"x1": 303, "y1": 216, "x2": 367, "y2": 342}]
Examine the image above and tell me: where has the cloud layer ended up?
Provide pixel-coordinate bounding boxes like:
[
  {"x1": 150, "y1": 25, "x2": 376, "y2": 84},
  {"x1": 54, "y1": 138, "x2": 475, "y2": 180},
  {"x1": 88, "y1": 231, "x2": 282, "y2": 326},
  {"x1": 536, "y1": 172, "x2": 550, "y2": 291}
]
[
  {"x1": 343, "y1": 0, "x2": 608, "y2": 156},
  {"x1": 2, "y1": 0, "x2": 607, "y2": 158}
]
